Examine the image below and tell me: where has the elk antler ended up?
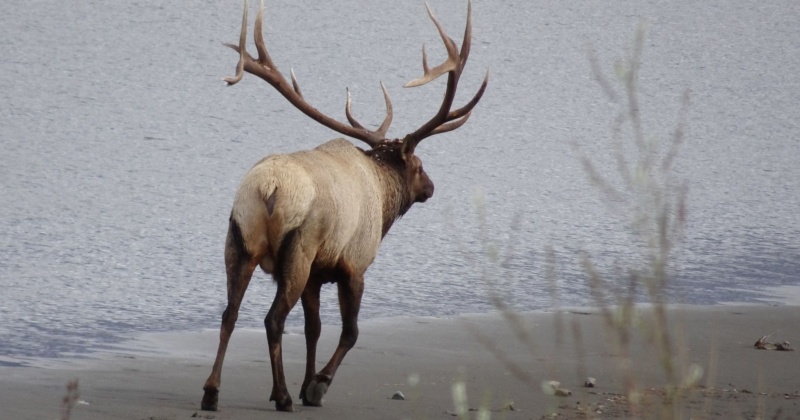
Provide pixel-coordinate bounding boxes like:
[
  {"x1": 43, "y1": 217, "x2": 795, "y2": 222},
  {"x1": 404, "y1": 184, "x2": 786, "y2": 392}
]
[
  {"x1": 225, "y1": 0, "x2": 393, "y2": 148},
  {"x1": 402, "y1": 0, "x2": 489, "y2": 156}
]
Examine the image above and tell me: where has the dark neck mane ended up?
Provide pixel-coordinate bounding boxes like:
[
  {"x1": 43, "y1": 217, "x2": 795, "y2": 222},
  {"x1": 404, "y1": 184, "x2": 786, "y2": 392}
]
[{"x1": 363, "y1": 141, "x2": 413, "y2": 237}]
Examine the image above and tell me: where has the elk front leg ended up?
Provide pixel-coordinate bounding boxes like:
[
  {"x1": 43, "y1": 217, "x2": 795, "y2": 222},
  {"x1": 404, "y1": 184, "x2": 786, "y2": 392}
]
[
  {"x1": 304, "y1": 274, "x2": 364, "y2": 407},
  {"x1": 299, "y1": 279, "x2": 323, "y2": 406}
]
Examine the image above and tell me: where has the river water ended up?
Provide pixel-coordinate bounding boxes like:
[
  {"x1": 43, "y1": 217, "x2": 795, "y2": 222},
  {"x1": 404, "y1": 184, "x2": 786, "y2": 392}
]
[{"x1": 1, "y1": 0, "x2": 799, "y2": 360}]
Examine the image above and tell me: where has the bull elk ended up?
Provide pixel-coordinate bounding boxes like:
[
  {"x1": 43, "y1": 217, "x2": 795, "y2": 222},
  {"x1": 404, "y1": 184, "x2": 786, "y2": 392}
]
[{"x1": 201, "y1": 0, "x2": 488, "y2": 412}]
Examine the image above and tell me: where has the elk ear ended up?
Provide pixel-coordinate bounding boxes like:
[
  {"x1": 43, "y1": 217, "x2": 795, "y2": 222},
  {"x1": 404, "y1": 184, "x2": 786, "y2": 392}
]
[{"x1": 400, "y1": 136, "x2": 414, "y2": 161}]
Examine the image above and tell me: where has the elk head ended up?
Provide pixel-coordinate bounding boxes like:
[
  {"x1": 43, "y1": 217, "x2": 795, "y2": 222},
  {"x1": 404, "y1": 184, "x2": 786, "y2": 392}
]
[{"x1": 224, "y1": 0, "x2": 488, "y2": 212}]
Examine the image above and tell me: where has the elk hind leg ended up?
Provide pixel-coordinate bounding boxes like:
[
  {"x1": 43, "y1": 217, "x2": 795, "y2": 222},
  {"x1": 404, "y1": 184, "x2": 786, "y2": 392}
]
[
  {"x1": 264, "y1": 230, "x2": 313, "y2": 412},
  {"x1": 299, "y1": 278, "x2": 323, "y2": 406},
  {"x1": 305, "y1": 273, "x2": 364, "y2": 407},
  {"x1": 202, "y1": 218, "x2": 257, "y2": 411}
]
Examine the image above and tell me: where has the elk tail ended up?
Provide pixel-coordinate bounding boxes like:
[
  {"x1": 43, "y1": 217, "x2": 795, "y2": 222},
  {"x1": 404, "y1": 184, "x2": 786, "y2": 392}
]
[{"x1": 265, "y1": 186, "x2": 278, "y2": 217}]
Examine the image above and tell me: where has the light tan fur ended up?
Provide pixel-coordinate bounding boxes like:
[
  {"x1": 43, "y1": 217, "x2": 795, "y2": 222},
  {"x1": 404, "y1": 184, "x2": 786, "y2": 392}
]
[{"x1": 234, "y1": 139, "x2": 385, "y2": 276}]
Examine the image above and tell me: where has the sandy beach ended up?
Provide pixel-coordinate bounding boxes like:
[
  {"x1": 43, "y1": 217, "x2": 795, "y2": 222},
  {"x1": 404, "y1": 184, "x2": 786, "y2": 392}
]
[{"x1": 1, "y1": 304, "x2": 798, "y2": 419}]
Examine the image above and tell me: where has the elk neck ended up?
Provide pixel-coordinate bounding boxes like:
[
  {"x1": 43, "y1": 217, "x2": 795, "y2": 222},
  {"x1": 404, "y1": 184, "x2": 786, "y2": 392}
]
[{"x1": 364, "y1": 142, "x2": 415, "y2": 238}]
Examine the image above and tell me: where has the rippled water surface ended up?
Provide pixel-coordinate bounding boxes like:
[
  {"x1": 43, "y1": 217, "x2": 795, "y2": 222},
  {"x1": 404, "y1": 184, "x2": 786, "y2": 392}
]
[{"x1": 1, "y1": 0, "x2": 799, "y2": 359}]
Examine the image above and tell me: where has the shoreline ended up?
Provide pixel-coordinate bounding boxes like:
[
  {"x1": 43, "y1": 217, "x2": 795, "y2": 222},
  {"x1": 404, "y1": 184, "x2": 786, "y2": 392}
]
[{"x1": 1, "y1": 304, "x2": 798, "y2": 419}]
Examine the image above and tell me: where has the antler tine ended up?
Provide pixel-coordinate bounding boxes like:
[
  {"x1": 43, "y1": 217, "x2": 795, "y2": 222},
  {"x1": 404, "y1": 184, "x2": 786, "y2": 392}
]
[
  {"x1": 345, "y1": 83, "x2": 394, "y2": 138},
  {"x1": 431, "y1": 111, "x2": 473, "y2": 136},
  {"x1": 375, "y1": 82, "x2": 394, "y2": 137},
  {"x1": 223, "y1": 0, "x2": 250, "y2": 85},
  {"x1": 290, "y1": 68, "x2": 303, "y2": 98},
  {"x1": 460, "y1": 0, "x2": 472, "y2": 65},
  {"x1": 345, "y1": 88, "x2": 366, "y2": 130},
  {"x1": 447, "y1": 69, "x2": 489, "y2": 120},
  {"x1": 253, "y1": 0, "x2": 276, "y2": 69},
  {"x1": 404, "y1": 2, "x2": 460, "y2": 88},
  {"x1": 428, "y1": 69, "x2": 488, "y2": 136}
]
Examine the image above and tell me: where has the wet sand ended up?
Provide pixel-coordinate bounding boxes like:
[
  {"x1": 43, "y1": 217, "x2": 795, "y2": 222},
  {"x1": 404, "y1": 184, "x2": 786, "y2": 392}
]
[{"x1": 1, "y1": 305, "x2": 798, "y2": 419}]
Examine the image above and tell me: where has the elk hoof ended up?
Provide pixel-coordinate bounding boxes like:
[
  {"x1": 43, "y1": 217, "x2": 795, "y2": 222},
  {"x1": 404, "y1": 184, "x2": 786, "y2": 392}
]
[
  {"x1": 201, "y1": 388, "x2": 219, "y2": 411},
  {"x1": 273, "y1": 395, "x2": 294, "y2": 412},
  {"x1": 303, "y1": 374, "x2": 332, "y2": 407}
]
